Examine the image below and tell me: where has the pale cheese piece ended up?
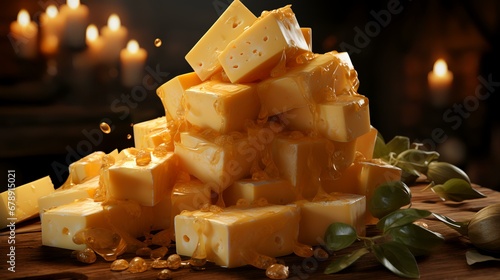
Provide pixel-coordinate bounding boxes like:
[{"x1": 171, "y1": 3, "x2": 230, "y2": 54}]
[
  {"x1": 156, "y1": 72, "x2": 202, "y2": 120},
  {"x1": 355, "y1": 125, "x2": 378, "y2": 160},
  {"x1": 171, "y1": 178, "x2": 212, "y2": 223},
  {"x1": 133, "y1": 116, "x2": 172, "y2": 150},
  {"x1": 107, "y1": 151, "x2": 178, "y2": 206},
  {"x1": 38, "y1": 176, "x2": 99, "y2": 219},
  {"x1": 301, "y1": 27, "x2": 312, "y2": 51},
  {"x1": 185, "y1": 0, "x2": 257, "y2": 81},
  {"x1": 271, "y1": 133, "x2": 332, "y2": 200},
  {"x1": 223, "y1": 178, "x2": 297, "y2": 206},
  {"x1": 175, "y1": 204, "x2": 300, "y2": 268},
  {"x1": 257, "y1": 52, "x2": 339, "y2": 115},
  {"x1": 1, "y1": 176, "x2": 54, "y2": 227},
  {"x1": 174, "y1": 131, "x2": 255, "y2": 193},
  {"x1": 218, "y1": 5, "x2": 310, "y2": 83},
  {"x1": 184, "y1": 81, "x2": 260, "y2": 133},
  {"x1": 296, "y1": 193, "x2": 366, "y2": 246},
  {"x1": 332, "y1": 51, "x2": 359, "y2": 94},
  {"x1": 287, "y1": 94, "x2": 370, "y2": 142},
  {"x1": 61, "y1": 150, "x2": 119, "y2": 189}
]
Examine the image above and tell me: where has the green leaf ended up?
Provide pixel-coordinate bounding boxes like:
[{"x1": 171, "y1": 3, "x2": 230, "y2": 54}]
[
  {"x1": 385, "y1": 136, "x2": 410, "y2": 156},
  {"x1": 431, "y1": 178, "x2": 486, "y2": 202},
  {"x1": 373, "y1": 132, "x2": 389, "y2": 159},
  {"x1": 387, "y1": 224, "x2": 444, "y2": 256},
  {"x1": 324, "y1": 247, "x2": 369, "y2": 274},
  {"x1": 369, "y1": 181, "x2": 412, "y2": 219},
  {"x1": 397, "y1": 149, "x2": 440, "y2": 170},
  {"x1": 426, "y1": 161, "x2": 470, "y2": 184},
  {"x1": 372, "y1": 241, "x2": 420, "y2": 278},
  {"x1": 432, "y1": 212, "x2": 469, "y2": 236},
  {"x1": 377, "y1": 209, "x2": 431, "y2": 232},
  {"x1": 324, "y1": 223, "x2": 357, "y2": 251}
]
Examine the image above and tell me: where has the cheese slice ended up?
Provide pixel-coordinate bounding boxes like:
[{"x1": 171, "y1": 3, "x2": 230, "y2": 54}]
[
  {"x1": 174, "y1": 131, "x2": 255, "y2": 193},
  {"x1": 296, "y1": 193, "x2": 366, "y2": 246},
  {"x1": 184, "y1": 81, "x2": 260, "y2": 134},
  {"x1": 185, "y1": 0, "x2": 257, "y2": 81},
  {"x1": 1, "y1": 176, "x2": 54, "y2": 227},
  {"x1": 61, "y1": 150, "x2": 119, "y2": 189},
  {"x1": 271, "y1": 132, "x2": 332, "y2": 200},
  {"x1": 355, "y1": 125, "x2": 378, "y2": 160},
  {"x1": 156, "y1": 72, "x2": 202, "y2": 120},
  {"x1": 175, "y1": 204, "x2": 300, "y2": 268},
  {"x1": 301, "y1": 27, "x2": 312, "y2": 51},
  {"x1": 107, "y1": 151, "x2": 178, "y2": 206},
  {"x1": 223, "y1": 178, "x2": 297, "y2": 206},
  {"x1": 133, "y1": 116, "x2": 170, "y2": 150},
  {"x1": 218, "y1": 5, "x2": 310, "y2": 83}
]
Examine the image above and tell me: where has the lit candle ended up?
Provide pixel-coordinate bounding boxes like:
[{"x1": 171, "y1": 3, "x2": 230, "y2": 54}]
[
  {"x1": 120, "y1": 40, "x2": 147, "y2": 87},
  {"x1": 101, "y1": 14, "x2": 128, "y2": 64},
  {"x1": 428, "y1": 58, "x2": 453, "y2": 105},
  {"x1": 9, "y1": 9, "x2": 38, "y2": 59},
  {"x1": 60, "y1": 0, "x2": 89, "y2": 49},
  {"x1": 86, "y1": 24, "x2": 102, "y2": 61},
  {"x1": 40, "y1": 5, "x2": 62, "y2": 55}
]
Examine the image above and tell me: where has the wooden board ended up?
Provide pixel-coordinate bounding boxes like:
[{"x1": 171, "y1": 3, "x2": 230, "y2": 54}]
[{"x1": 2, "y1": 184, "x2": 500, "y2": 279}]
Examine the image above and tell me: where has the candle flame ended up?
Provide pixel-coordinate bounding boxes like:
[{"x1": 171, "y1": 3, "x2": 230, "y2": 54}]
[
  {"x1": 68, "y1": 0, "x2": 80, "y2": 9},
  {"x1": 17, "y1": 9, "x2": 30, "y2": 26},
  {"x1": 86, "y1": 24, "x2": 98, "y2": 42},
  {"x1": 108, "y1": 14, "x2": 121, "y2": 31},
  {"x1": 433, "y1": 59, "x2": 448, "y2": 77},
  {"x1": 127, "y1": 40, "x2": 139, "y2": 53},
  {"x1": 46, "y1": 5, "x2": 58, "y2": 18}
]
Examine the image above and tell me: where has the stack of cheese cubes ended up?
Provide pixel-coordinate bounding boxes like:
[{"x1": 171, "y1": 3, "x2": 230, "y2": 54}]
[{"x1": 39, "y1": 0, "x2": 402, "y2": 268}]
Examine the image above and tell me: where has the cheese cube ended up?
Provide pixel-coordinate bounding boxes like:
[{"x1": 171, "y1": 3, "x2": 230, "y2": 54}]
[
  {"x1": 39, "y1": 176, "x2": 99, "y2": 218},
  {"x1": 175, "y1": 205, "x2": 300, "y2": 268},
  {"x1": 287, "y1": 94, "x2": 370, "y2": 142},
  {"x1": 332, "y1": 52, "x2": 359, "y2": 95},
  {"x1": 1, "y1": 176, "x2": 54, "y2": 227},
  {"x1": 322, "y1": 161, "x2": 363, "y2": 194},
  {"x1": 156, "y1": 73, "x2": 202, "y2": 120},
  {"x1": 185, "y1": 0, "x2": 257, "y2": 80},
  {"x1": 107, "y1": 152, "x2": 178, "y2": 206},
  {"x1": 184, "y1": 81, "x2": 260, "y2": 133},
  {"x1": 174, "y1": 131, "x2": 255, "y2": 193},
  {"x1": 301, "y1": 27, "x2": 312, "y2": 51},
  {"x1": 219, "y1": 5, "x2": 309, "y2": 83},
  {"x1": 257, "y1": 52, "x2": 339, "y2": 115},
  {"x1": 297, "y1": 193, "x2": 366, "y2": 246},
  {"x1": 133, "y1": 117, "x2": 168, "y2": 149},
  {"x1": 271, "y1": 133, "x2": 331, "y2": 200},
  {"x1": 223, "y1": 178, "x2": 297, "y2": 206},
  {"x1": 355, "y1": 125, "x2": 378, "y2": 160},
  {"x1": 171, "y1": 178, "x2": 212, "y2": 218},
  {"x1": 67, "y1": 151, "x2": 105, "y2": 185}
]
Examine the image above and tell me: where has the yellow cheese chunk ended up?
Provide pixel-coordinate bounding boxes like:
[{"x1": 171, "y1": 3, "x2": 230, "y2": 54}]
[
  {"x1": 133, "y1": 116, "x2": 172, "y2": 150},
  {"x1": 1, "y1": 176, "x2": 54, "y2": 227},
  {"x1": 68, "y1": 151, "x2": 104, "y2": 185},
  {"x1": 184, "y1": 81, "x2": 260, "y2": 133},
  {"x1": 171, "y1": 178, "x2": 212, "y2": 221},
  {"x1": 219, "y1": 5, "x2": 309, "y2": 83},
  {"x1": 301, "y1": 27, "x2": 312, "y2": 51},
  {"x1": 38, "y1": 176, "x2": 99, "y2": 219},
  {"x1": 174, "y1": 131, "x2": 255, "y2": 193},
  {"x1": 322, "y1": 161, "x2": 363, "y2": 194},
  {"x1": 185, "y1": 0, "x2": 257, "y2": 81},
  {"x1": 287, "y1": 94, "x2": 370, "y2": 142},
  {"x1": 271, "y1": 133, "x2": 332, "y2": 200},
  {"x1": 107, "y1": 151, "x2": 178, "y2": 206},
  {"x1": 223, "y1": 178, "x2": 297, "y2": 206},
  {"x1": 156, "y1": 72, "x2": 201, "y2": 120},
  {"x1": 257, "y1": 52, "x2": 339, "y2": 116},
  {"x1": 175, "y1": 204, "x2": 300, "y2": 268},
  {"x1": 296, "y1": 193, "x2": 366, "y2": 246},
  {"x1": 355, "y1": 125, "x2": 378, "y2": 160}
]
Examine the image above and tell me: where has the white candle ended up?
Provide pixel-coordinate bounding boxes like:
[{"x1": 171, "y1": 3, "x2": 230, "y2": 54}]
[
  {"x1": 40, "y1": 5, "x2": 62, "y2": 55},
  {"x1": 120, "y1": 40, "x2": 147, "y2": 87},
  {"x1": 86, "y1": 24, "x2": 102, "y2": 61},
  {"x1": 60, "y1": 0, "x2": 89, "y2": 49},
  {"x1": 101, "y1": 14, "x2": 128, "y2": 64},
  {"x1": 9, "y1": 9, "x2": 38, "y2": 59},
  {"x1": 428, "y1": 58, "x2": 453, "y2": 105}
]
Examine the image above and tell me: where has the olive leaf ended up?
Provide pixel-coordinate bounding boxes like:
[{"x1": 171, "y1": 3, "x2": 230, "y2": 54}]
[
  {"x1": 395, "y1": 149, "x2": 440, "y2": 175},
  {"x1": 432, "y1": 212, "x2": 469, "y2": 236},
  {"x1": 431, "y1": 178, "x2": 486, "y2": 202},
  {"x1": 373, "y1": 132, "x2": 389, "y2": 159},
  {"x1": 324, "y1": 223, "x2": 357, "y2": 251},
  {"x1": 372, "y1": 241, "x2": 420, "y2": 279},
  {"x1": 369, "y1": 181, "x2": 412, "y2": 219},
  {"x1": 377, "y1": 208, "x2": 431, "y2": 232},
  {"x1": 387, "y1": 223, "x2": 444, "y2": 257},
  {"x1": 385, "y1": 136, "x2": 410, "y2": 157},
  {"x1": 324, "y1": 247, "x2": 369, "y2": 274},
  {"x1": 426, "y1": 161, "x2": 470, "y2": 184}
]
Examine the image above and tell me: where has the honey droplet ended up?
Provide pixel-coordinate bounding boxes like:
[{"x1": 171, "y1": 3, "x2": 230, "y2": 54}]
[
  {"x1": 153, "y1": 144, "x2": 169, "y2": 158},
  {"x1": 150, "y1": 246, "x2": 169, "y2": 260},
  {"x1": 135, "y1": 246, "x2": 152, "y2": 257},
  {"x1": 136, "y1": 149, "x2": 152, "y2": 166},
  {"x1": 127, "y1": 134, "x2": 132, "y2": 140},
  {"x1": 313, "y1": 247, "x2": 329, "y2": 261},
  {"x1": 110, "y1": 259, "x2": 129, "y2": 271},
  {"x1": 166, "y1": 254, "x2": 182, "y2": 270},
  {"x1": 100, "y1": 122, "x2": 111, "y2": 134},
  {"x1": 293, "y1": 243, "x2": 313, "y2": 258},
  {"x1": 154, "y1": 38, "x2": 162, "y2": 47},
  {"x1": 151, "y1": 259, "x2": 169, "y2": 269},
  {"x1": 129, "y1": 257, "x2": 148, "y2": 273},
  {"x1": 266, "y1": 263, "x2": 289, "y2": 279},
  {"x1": 76, "y1": 248, "x2": 97, "y2": 264},
  {"x1": 157, "y1": 269, "x2": 173, "y2": 279}
]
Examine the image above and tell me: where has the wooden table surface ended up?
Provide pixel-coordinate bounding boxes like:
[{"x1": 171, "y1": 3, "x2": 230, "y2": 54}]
[{"x1": 2, "y1": 184, "x2": 500, "y2": 279}]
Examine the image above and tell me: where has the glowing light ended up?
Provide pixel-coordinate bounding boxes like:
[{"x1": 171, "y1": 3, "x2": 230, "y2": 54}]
[
  {"x1": 46, "y1": 5, "x2": 58, "y2": 18},
  {"x1": 68, "y1": 0, "x2": 80, "y2": 10},
  {"x1": 433, "y1": 59, "x2": 449, "y2": 77},
  {"x1": 127, "y1": 40, "x2": 139, "y2": 54},
  {"x1": 108, "y1": 14, "x2": 121, "y2": 31},
  {"x1": 17, "y1": 10, "x2": 30, "y2": 26},
  {"x1": 86, "y1": 24, "x2": 98, "y2": 42}
]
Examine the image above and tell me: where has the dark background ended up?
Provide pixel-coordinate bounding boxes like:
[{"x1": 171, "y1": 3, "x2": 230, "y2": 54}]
[{"x1": 1, "y1": 0, "x2": 499, "y2": 191}]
